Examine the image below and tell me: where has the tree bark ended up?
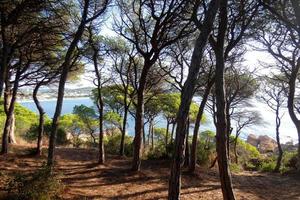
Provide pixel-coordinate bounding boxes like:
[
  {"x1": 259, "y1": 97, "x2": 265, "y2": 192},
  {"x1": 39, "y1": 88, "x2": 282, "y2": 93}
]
[
  {"x1": 213, "y1": 0, "x2": 235, "y2": 199},
  {"x1": 189, "y1": 78, "x2": 214, "y2": 172},
  {"x1": 120, "y1": 96, "x2": 129, "y2": 156},
  {"x1": 33, "y1": 83, "x2": 45, "y2": 156},
  {"x1": 132, "y1": 60, "x2": 152, "y2": 171},
  {"x1": 168, "y1": 1, "x2": 220, "y2": 198}
]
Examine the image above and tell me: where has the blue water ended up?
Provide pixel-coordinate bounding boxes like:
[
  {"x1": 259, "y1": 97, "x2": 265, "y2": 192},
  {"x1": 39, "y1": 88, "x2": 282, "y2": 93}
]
[
  {"x1": 19, "y1": 97, "x2": 214, "y2": 137},
  {"x1": 19, "y1": 97, "x2": 299, "y2": 143}
]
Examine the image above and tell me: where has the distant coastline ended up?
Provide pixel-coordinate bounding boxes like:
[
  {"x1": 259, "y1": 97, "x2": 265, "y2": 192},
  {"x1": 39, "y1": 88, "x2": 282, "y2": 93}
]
[{"x1": 18, "y1": 96, "x2": 91, "y2": 103}]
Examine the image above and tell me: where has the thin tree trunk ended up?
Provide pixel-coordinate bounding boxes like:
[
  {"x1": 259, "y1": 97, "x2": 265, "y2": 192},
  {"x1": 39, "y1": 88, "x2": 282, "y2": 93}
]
[
  {"x1": 234, "y1": 138, "x2": 238, "y2": 164},
  {"x1": 274, "y1": 105, "x2": 283, "y2": 172},
  {"x1": 189, "y1": 78, "x2": 214, "y2": 172},
  {"x1": 168, "y1": 1, "x2": 220, "y2": 198},
  {"x1": 165, "y1": 120, "x2": 170, "y2": 153},
  {"x1": 148, "y1": 118, "x2": 152, "y2": 146},
  {"x1": 170, "y1": 122, "x2": 175, "y2": 144},
  {"x1": 47, "y1": 15, "x2": 87, "y2": 166},
  {"x1": 151, "y1": 123, "x2": 154, "y2": 150},
  {"x1": 120, "y1": 104, "x2": 128, "y2": 156},
  {"x1": 184, "y1": 119, "x2": 190, "y2": 167},
  {"x1": 33, "y1": 83, "x2": 45, "y2": 156}
]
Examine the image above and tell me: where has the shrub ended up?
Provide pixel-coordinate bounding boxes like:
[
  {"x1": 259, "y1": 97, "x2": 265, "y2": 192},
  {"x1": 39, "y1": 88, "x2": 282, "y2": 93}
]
[
  {"x1": 260, "y1": 160, "x2": 276, "y2": 172},
  {"x1": 6, "y1": 164, "x2": 63, "y2": 200},
  {"x1": 25, "y1": 122, "x2": 67, "y2": 145},
  {"x1": 230, "y1": 163, "x2": 243, "y2": 173},
  {"x1": 196, "y1": 130, "x2": 216, "y2": 166},
  {"x1": 105, "y1": 131, "x2": 133, "y2": 156}
]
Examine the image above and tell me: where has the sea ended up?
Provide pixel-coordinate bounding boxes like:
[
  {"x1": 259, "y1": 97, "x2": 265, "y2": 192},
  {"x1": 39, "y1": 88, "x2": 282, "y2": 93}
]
[{"x1": 19, "y1": 97, "x2": 298, "y2": 144}]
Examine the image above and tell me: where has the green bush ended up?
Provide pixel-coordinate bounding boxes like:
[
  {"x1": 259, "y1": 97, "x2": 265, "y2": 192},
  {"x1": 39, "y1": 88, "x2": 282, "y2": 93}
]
[
  {"x1": 0, "y1": 100, "x2": 38, "y2": 139},
  {"x1": 25, "y1": 122, "x2": 67, "y2": 145},
  {"x1": 260, "y1": 160, "x2": 276, "y2": 172},
  {"x1": 196, "y1": 130, "x2": 216, "y2": 166},
  {"x1": 105, "y1": 131, "x2": 133, "y2": 156},
  {"x1": 230, "y1": 163, "x2": 243, "y2": 173},
  {"x1": 6, "y1": 164, "x2": 63, "y2": 200}
]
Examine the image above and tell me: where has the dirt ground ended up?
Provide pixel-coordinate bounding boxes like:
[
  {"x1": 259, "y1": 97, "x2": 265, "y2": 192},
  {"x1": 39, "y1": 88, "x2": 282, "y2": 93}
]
[{"x1": 0, "y1": 145, "x2": 300, "y2": 200}]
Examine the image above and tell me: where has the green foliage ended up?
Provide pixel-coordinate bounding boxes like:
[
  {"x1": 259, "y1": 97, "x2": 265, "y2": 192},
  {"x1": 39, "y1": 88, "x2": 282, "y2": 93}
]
[
  {"x1": 6, "y1": 164, "x2": 63, "y2": 200},
  {"x1": 0, "y1": 100, "x2": 38, "y2": 139},
  {"x1": 104, "y1": 111, "x2": 122, "y2": 128},
  {"x1": 25, "y1": 121, "x2": 67, "y2": 145},
  {"x1": 237, "y1": 139, "x2": 260, "y2": 159},
  {"x1": 196, "y1": 130, "x2": 216, "y2": 165},
  {"x1": 260, "y1": 159, "x2": 276, "y2": 172},
  {"x1": 230, "y1": 163, "x2": 243, "y2": 173},
  {"x1": 281, "y1": 151, "x2": 298, "y2": 173},
  {"x1": 104, "y1": 131, "x2": 133, "y2": 156}
]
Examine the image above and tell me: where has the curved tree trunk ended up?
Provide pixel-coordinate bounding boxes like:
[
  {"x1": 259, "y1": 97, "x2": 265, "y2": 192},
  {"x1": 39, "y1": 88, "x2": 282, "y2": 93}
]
[
  {"x1": 168, "y1": 1, "x2": 220, "y2": 198},
  {"x1": 189, "y1": 78, "x2": 214, "y2": 172},
  {"x1": 33, "y1": 83, "x2": 45, "y2": 156}
]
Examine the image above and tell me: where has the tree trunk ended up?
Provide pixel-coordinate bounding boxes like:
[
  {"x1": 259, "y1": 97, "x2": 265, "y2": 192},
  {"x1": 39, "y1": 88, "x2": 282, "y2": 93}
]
[
  {"x1": 132, "y1": 88, "x2": 144, "y2": 171},
  {"x1": 47, "y1": 14, "x2": 87, "y2": 166},
  {"x1": 8, "y1": 113, "x2": 16, "y2": 144},
  {"x1": 0, "y1": 13, "x2": 8, "y2": 98},
  {"x1": 1, "y1": 68, "x2": 20, "y2": 154},
  {"x1": 170, "y1": 122, "x2": 175, "y2": 144},
  {"x1": 120, "y1": 104, "x2": 128, "y2": 156},
  {"x1": 165, "y1": 120, "x2": 170, "y2": 153},
  {"x1": 148, "y1": 118, "x2": 152, "y2": 146},
  {"x1": 226, "y1": 104, "x2": 231, "y2": 159},
  {"x1": 132, "y1": 61, "x2": 151, "y2": 171},
  {"x1": 168, "y1": 1, "x2": 220, "y2": 198},
  {"x1": 33, "y1": 83, "x2": 45, "y2": 156},
  {"x1": 4, "y1": 86, "x2": 17, "y2": 144},
  {"x1": 274, "y1": 105, "x2": 283, "y2": 172},
  {"x1": 151, "y1": 123, "x2": 154, "y2": 150},
  {"x1": 214, "y1": 0, "x2": 235, "y2": 198},
  {"x1": 184, "y1": 119, "x2": 190, "y2": 167},
  {"x1": 286, "y1": 59, "x2": 300, "y2": 171},
  {"x1": 234, "y1": 138, "x2": 238, "y2": 164},
  {"x1": 98, "y1": 96, "x2": 105, "y2": 164},
  {"x1": 189, "y1": 78, "x2": 214, "y2": 172}
]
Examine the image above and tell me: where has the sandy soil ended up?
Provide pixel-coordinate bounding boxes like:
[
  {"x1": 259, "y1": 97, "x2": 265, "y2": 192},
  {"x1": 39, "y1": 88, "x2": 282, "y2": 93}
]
[{"x1": 0, "y1": 145, "x2": 300, "y2": 200}]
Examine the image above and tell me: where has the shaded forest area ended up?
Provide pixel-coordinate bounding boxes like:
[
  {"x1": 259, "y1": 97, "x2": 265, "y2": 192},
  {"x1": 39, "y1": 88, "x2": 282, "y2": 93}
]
[{"x1": 1, "y1": 0, "x2": 300, "y2": 200}]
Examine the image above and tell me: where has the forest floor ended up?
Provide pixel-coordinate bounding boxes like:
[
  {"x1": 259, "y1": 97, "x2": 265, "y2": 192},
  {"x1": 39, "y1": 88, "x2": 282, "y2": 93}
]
[{"x1": 0, "y1": 145, "x2": 300, "y2": 200}]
